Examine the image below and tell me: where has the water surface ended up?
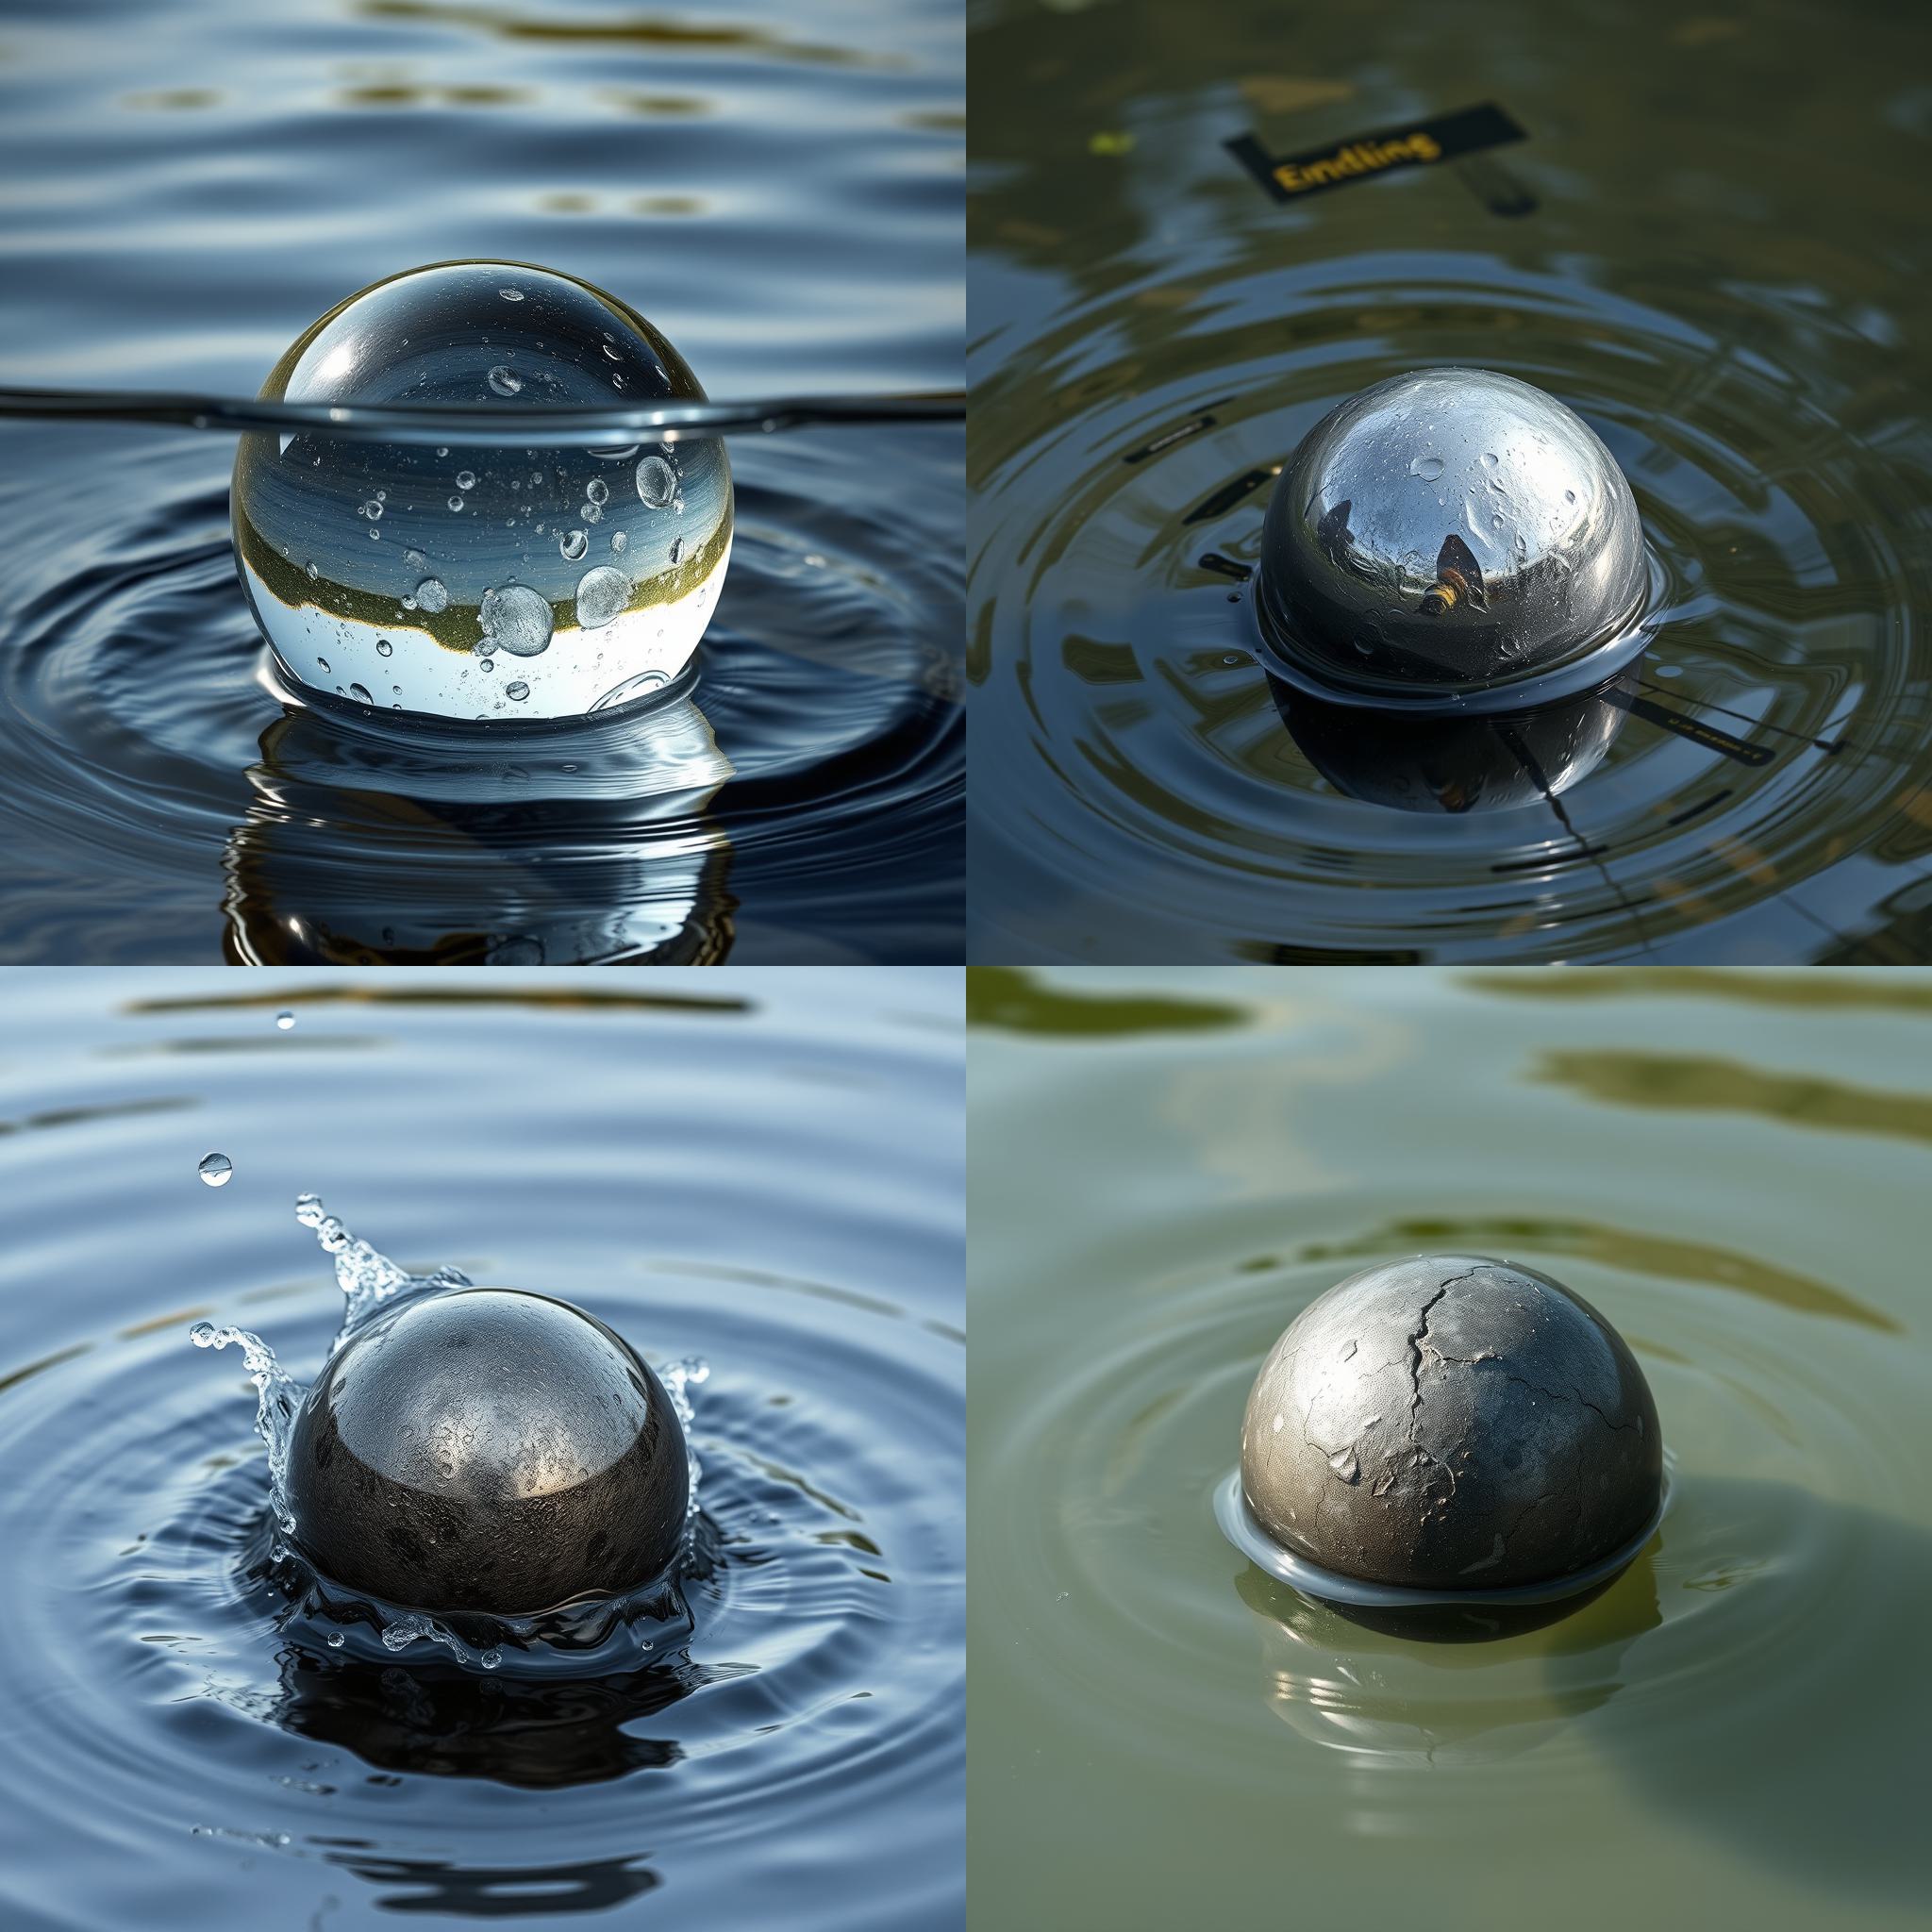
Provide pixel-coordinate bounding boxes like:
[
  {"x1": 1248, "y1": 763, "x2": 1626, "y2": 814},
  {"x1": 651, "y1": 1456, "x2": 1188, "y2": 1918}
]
[
  {"x1": 970, "y1": 966, "x2": 1928, "y2": 1929},
  {"x1": 968, "y1": 0, "x2": 1932, "y2": 961},
  {"x1": 0, "y1": 0, "x2": 962, "y2": 961},
  {"x1": 0, "y1": 967, "x2": 963, "y2": 1930}
]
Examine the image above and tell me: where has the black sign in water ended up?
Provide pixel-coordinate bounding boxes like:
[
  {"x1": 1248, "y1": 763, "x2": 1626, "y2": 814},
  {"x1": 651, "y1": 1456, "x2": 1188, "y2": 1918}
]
[{"x1": 1226, "y1": 104, "x2": 1526, "y2": 203}]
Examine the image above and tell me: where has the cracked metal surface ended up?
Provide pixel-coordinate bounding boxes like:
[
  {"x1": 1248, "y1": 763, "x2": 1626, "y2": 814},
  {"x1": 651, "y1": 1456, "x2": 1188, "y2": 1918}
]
[
  {"x1": 286, "y1": 1289, "x2": 690, "y2": 1616},
  {"x1": 1240, "y1": 1256, "x2": 1661, "y2": 1591}
]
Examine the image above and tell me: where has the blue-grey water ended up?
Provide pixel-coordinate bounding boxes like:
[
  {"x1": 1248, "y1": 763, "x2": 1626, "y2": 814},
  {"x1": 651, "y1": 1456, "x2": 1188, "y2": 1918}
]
[
  {"x1": 0, "y1": 0, "x2": 962, "y2": 962},
  {"x1": 0, "y1": 968, "x2": 963, "y2": 1930}
]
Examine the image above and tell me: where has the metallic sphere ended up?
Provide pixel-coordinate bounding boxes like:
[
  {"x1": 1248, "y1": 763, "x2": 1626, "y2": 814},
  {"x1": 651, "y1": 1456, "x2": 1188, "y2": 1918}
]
[
  {"x1": 233, "y1": 261, "x2": 732, "y2": 725},
  {"x1": 1240, "y1": 1257, "x2": 1661, "y2": 1593},
  {"x1": 1256, "y1": 370, "x2": 1648, "y2": 708},
  {"x1": 285, "y1": 1289, "x2": 690, "y2": 1616}
]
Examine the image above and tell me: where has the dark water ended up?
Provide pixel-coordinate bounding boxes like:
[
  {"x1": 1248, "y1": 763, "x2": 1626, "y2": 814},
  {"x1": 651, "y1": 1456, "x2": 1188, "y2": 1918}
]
[
  {"x1": 968, "y1": 0, "x2": 1932, "y2": 963},
  {"x1": 969, "y1": 966, "x2": 1931, "y2": 1930},
  {"x1": 0, "y1": 969, "x2": 963, "y2": 1930},
  {"x1": 0, "y1": 0, "x2": 962, "y2": 963}
]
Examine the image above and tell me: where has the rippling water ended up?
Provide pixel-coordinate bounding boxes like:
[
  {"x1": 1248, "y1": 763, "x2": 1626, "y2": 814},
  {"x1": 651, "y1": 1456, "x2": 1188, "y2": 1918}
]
[
  {"x1": 0, "y1": 969, "x2": 963, "y2": 1930},
  {"x1": 968, "y1": 0, "x2": 1932, "y2": 962},
  {"x1": 969, "y1": 966, "x2": 1929, "y2": 1930},
  {"x1": 0, "y1": 0, "x2": 962, "y2": 962}
]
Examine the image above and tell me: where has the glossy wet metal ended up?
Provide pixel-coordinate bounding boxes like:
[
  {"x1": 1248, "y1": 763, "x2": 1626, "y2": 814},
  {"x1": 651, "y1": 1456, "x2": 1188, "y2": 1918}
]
[
  {"x1": 287, "y1": 1289, "x2": 690, "y2": 1615},
  {"x1": 1257, "y1": 370, "x2": 1648, "y2": 706},
  {"x1": 1240, "y1": 1256, "x2": 1661, "y2": 1591},
  {"x1": 0, "y1": 968, "x2": 964, "y2": 1931},
  {"x1": 969, "y1": 0, "x2": 1932, "y2": 963},
  {"x1": 970, "y1": 965, "x2": 1932, "y2": 1931}
]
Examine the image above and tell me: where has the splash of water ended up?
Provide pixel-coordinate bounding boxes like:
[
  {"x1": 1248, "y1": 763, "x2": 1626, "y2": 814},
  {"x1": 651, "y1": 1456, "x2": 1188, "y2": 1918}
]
[{"x1": 189, "y1": 1192, "x2": 707, "y2": 1657}]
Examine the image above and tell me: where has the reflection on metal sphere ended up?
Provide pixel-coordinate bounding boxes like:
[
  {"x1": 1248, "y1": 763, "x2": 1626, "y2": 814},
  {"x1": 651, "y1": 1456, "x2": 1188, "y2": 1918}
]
[
  {"x1": 233, "y1": 261, "x2": 732, "y2": 725},
  {"x1": 1238, "y1": 1256, "x2": 1662, "y2": 1597},
  {"x1": 1268, "y1": 664, "x2": 1634, "y2": 812},
  {"x1": 285, "y1": 1289, "x2": 690, "y2": 1615},
  {"x1": 1257, "y1": 370, "x2": 1648, "y2": 710}
]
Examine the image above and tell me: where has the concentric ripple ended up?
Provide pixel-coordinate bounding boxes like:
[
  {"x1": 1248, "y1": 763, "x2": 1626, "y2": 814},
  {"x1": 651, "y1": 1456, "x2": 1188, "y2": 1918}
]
[
  {"x1": 970, "y1": 250, "x2": 1932, "y2": 963},
  {"x1": 0, "y1": 423, "x2": 962, "y2": 963},
  {"x1": 0, "y1": 972, "x2": 962, "y2": 1931},
  {"x1": 969, "y1": 968, "x2": 1931, "y2": 1926}
]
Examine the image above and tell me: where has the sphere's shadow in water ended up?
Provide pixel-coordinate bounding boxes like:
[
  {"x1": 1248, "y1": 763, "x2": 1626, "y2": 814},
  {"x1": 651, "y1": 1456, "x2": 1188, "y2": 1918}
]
[
  {"x1": 223, "y1": 687, "x2": 735, "y2": 963},
  {"x1": 1237, "y1": 1476, "x2": 1926, "y2": 1905}
]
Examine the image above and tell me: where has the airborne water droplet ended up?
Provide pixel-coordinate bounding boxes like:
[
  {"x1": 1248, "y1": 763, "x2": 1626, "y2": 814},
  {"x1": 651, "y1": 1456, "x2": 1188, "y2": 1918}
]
[
  {"x1": 275, "y1": 1010, "x2": 295, "y2": 1030},
  {"x1": 197, "y1": 1153, "x2": 233, "y2": 1188}
]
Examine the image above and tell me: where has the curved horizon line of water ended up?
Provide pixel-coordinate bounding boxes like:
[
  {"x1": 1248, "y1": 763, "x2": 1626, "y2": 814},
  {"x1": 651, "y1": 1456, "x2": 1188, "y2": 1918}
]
[{"x1": 0, "y1": 384, "x2": 966, "y2": 444}]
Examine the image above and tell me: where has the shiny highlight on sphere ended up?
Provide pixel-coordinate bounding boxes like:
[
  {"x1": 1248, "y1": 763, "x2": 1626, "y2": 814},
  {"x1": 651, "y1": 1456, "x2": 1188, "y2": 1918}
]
[
  {"x1": 1256, "y1": 369, "x2": 1648, "y2": 708},
  {"x1": 285, "y1": 1288, "x2": 691, "y2": 1616}
]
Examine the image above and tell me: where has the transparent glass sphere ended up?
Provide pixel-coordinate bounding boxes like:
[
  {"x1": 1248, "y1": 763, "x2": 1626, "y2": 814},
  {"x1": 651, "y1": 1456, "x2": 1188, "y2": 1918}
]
[{"x1": 232, "y1": 261, "x2": 733, "y2": 724}]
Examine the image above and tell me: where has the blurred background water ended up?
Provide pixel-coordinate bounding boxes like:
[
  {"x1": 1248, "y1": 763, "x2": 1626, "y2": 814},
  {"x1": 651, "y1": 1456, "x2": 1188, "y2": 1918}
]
[
  {"x1": 0, "y1": 0, "x2": 962, "y2": 962},
  {"x1": 968, "y1": 0, "x2": 1932, "y2": 963},
  {"x1": 970, "y1": 965, "x2": 1930, "y2": 1930},
  {"x1": 0, "y1": 967, "x2": 963, "y2": 1930}
]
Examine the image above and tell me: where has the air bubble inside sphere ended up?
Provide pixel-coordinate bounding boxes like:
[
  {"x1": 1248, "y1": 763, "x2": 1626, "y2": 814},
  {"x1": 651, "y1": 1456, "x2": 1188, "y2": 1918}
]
[{"x1": 232, "y1": 262, "x2": 733, "y2": 724}]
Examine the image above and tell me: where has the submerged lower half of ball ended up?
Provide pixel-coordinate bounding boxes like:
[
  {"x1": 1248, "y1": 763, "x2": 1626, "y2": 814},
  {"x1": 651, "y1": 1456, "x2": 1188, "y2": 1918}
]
[
  {"x1": 1240, "y1": 1255, "x2": 1661, "y2": 1592},
  {"x1": 284, "y1": 1287, "x2": 690, "y2": 1616}
]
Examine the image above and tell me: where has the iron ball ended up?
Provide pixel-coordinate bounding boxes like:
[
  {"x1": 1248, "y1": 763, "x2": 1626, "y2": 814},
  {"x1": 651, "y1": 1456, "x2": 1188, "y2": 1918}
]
[
  {"x1": 1239, "y1": 1256, "x2": 1661, "y2": 1595},
  {"x1": 1256, "y1": 370, "x2": 1649, "y2": 711},
  {"x1": 285, "y1": 1288, "x2": 690, "y2": 1616}
]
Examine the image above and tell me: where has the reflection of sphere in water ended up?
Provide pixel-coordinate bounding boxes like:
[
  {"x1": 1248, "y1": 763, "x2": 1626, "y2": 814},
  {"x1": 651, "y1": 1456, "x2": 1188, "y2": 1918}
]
[
  {"x1": 1240, "y1": 1256, "x2": 1661, "y2": 1592},
  {"x1": 1257, "y1": 370, "x2": 1646, "y2": 706},
  {"x1": 285, "y1": 1289, "x2": 690, "y2": 1615},
  {"x1": 1269, "y1": 665, "x2": 1634, "y2": 812},
  {"x1": 232, "y1": 261, "x2": 732, "y2": 724}
]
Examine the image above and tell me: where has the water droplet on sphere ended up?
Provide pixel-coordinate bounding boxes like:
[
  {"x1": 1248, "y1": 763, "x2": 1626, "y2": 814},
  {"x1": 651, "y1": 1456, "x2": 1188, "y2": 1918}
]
[
  {"x1": 326, "y1": 1631, "x2": 345, "y2": 1648},
  {"x1": 559, "y1": 528, "x2": 589, "y2": 561},
  {"x1": 448, "y1": 495, "x2": 465, "y2": 511},
  {"x1": 305, "y1": 561, "x2": 319, "y2": 580},
  {"x1": 1410, "y1": 455, "x2": 1444, "y2": 482},
  {"x1": 586, "y1": 477, "x2": 608, "y2": 505},
  {"x1": 361, "y1": 498, "x2": 382, "y2": 519},
  {"x1": 414, "y1": 577, "x2": 449, "y2": 612},
  {"x1": 610, "y1": 530, "x2": 627, "y2": 552},
  {"x1": 198, "y1": 1153, "x2": 234, "y2": 1188},
  {"x1": 275, "y1": 1010, "x2": 295, "y2": 1030},
  {"x1": 455, "y1": 470, "x2": 476, "y2": 491},
  {"x1": 348, "y1": 682, "x2": 374, "y2": 704},
  {"x1": 478, "y1": 583, "x2": 553, "y2": 656},
  {"x1": 487, "y1": 365, "x2": 523, "y2": 397},
  {"x1": 575, "y1": 565, "x2": 632, "y2": 629},
  {"x1": 376, "y1": 639, "x2": 392, "y2": 657},
  {"x1": 507, "y1": 681, "x2": 530, "y2": 701},
  {"x1": 636, "y1": 455, "x2": 675, "y2": 508},
  {"x1": 498, "y1": 288, "x2": 523, "y2": 302}
]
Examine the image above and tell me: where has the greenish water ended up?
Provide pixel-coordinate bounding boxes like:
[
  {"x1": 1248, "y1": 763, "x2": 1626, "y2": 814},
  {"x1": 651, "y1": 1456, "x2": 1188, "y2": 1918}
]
[{"x1": 969, "y1": 967, "x2": 1930, "y2": 1930}]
